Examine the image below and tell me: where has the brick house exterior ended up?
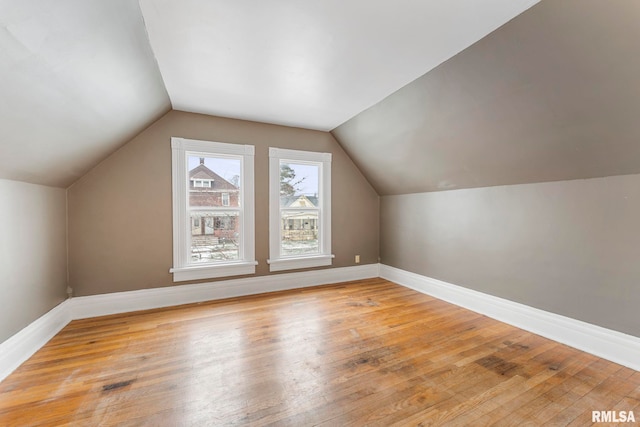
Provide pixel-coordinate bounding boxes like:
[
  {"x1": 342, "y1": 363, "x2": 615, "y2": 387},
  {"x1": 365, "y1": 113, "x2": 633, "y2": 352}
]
[{"x1": 189, "y1": 158, "x2": 240, "y2": 241}]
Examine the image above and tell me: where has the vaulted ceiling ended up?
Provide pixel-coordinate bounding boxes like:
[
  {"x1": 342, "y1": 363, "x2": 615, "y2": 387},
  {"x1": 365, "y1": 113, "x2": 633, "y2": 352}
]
[
  {"x1": 0, "y1": 0, "x2": 538, "y2": 188},
  {"x1": 333, "y1": 0, "x2": 640, "y2": 194},
  {"x1": 3, "y1": 1, "x2": 638, "y2": 196},
  {"x1": 0, "y1": 0, "x2": 169, "y2": 187}
]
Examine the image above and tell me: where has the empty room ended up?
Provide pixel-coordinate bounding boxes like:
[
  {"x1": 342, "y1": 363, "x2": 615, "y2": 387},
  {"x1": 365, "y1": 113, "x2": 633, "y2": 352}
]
[{"x1": 1, "y1": 0, "x2": 639, "y2": 425}]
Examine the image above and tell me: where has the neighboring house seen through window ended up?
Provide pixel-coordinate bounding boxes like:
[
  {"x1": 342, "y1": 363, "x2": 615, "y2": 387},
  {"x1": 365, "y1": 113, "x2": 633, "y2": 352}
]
[
  {"x1": 170, "y1": 138, "x2": 256, "y2": 281},
  {"x1": 268, "y1": 147, "x2": 333, "y2": 271}
]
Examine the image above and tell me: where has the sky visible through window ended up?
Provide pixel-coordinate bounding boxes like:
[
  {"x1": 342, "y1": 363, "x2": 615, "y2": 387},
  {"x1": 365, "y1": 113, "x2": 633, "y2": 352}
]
[
  {"x1": 187, "y1": 156, "x2": 319, "y2": 195},
  {"x1": 188, "y1": 156, "x2": 240, "y2": 185},
  {"x1": 283, "y1": 162, "x2": 319, "y2": 196}
]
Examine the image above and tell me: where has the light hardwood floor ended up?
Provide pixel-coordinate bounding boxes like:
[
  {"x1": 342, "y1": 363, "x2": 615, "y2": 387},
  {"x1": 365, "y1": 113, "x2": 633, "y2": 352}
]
[{"x1": 0, "y1": 278, "x2": 638, "y2": 426}]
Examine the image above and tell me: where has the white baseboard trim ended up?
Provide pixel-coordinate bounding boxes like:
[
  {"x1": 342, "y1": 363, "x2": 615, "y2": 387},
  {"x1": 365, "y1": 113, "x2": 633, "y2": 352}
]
[
  {"x1": 380, "y1": 264, "x2": 640, "y2": 372},
  {"x1": 0, "y1": 300, "x2": 72, "y2": 384},
  {"x1": 69, "y1": 263, "x2": 379, "y2": 319},
  {"x1": 0, "y1": 264, "x2": 379, "y2": 383},
  {"x1": 6, "y1": 262, "x2": 635, "y2": 385}
]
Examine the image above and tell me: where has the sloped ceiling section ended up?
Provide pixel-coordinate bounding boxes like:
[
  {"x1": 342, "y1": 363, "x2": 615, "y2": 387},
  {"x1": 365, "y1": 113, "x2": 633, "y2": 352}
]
[
  {"x1": 139, "y1": 0, "x2": 539, "y2": 131},
  {"x1": 0, "y1": 0, "x2": 539, "y2": 188},
  {"x1": 333, "y1": 0, "x2": 640, "y2": 195},
  {"x1": 0, "y1": 0, "x2": 170, "y2": 187}
]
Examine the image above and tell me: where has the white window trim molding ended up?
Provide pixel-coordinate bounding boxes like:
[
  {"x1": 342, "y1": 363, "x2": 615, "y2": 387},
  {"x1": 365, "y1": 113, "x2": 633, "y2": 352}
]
[
  {"x1": 267, "y1": 147, "x2": 333, "y2": 272},
  {"x1": 267, "y1": 254, "x2": 335, "y2": 272},
  {"x1": 170, "y1": 137, "x2": 256, "y2": 281}
]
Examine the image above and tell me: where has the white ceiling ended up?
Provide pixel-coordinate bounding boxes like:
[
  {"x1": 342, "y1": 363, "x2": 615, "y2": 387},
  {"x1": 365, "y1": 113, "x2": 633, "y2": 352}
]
[
  {"x1": 0, "y1": 0, "x2": 538, "y2": 187},
  {"x1": 140, "y1": 0, "x2": 539, "y2": 131},
  {"x1": 0, "y1": 0, "x2": 170, "y2": 187}
]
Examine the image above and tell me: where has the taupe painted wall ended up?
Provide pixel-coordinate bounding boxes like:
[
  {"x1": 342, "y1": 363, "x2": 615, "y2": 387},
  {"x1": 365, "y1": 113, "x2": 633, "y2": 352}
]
[
  {"x1": 0, "y1": 180, "x2": 67, "y2": 342},
  {"x1": 381, "y1": 174, "x2": 640, "y2": 337},
  {"x1": 333, "y1": 0, "x2": 640, "y2": 195},
  {"x1": 68, "y1": 110, "x2": 379, "y2": 296}
]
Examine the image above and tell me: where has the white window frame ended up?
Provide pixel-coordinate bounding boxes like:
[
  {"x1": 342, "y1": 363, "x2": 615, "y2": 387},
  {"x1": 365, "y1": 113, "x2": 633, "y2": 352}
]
[
  {"x1": 170, "y1": 137, "x2": 256, "y2": 281},
  {"x1": 267, "y1": 147, "x2": 333, "y2": 272},
  {"x1": 222, "y1": 192, "x2": 230, "y2": 206}
]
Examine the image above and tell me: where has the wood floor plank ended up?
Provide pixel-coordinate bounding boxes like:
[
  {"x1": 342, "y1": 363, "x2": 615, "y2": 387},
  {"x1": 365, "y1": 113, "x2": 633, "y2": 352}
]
[
  {"x1": 474, "y1": 348, "x2": 595, "y2": 426},
  {"x1": 0, "y1": 279, "x2": 636, "y2": 426}
]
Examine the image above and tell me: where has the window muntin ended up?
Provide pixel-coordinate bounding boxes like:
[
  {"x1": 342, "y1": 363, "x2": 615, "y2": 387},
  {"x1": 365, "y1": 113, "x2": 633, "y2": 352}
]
[
  {"x1": 268, "y1": 148, "x2": 332, "y2": 271},
  {"x1": 171, "y1": 138, "x2": 255, "y2": 281}
]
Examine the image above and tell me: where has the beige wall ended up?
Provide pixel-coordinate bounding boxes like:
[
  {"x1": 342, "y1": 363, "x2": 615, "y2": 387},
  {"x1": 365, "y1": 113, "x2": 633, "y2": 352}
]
[
  {"x1": 333, "y1": 0, "x2": 640, "y2": 196},
  {"x1": 68, "y1": 110, "x2": 379, "y2": 296},
  {"x1": 0, "y1": 180, "x2": 67, "y2": 342},
  {"x1": 381, "y1": 174, "x2": 640, "y2": 337}
]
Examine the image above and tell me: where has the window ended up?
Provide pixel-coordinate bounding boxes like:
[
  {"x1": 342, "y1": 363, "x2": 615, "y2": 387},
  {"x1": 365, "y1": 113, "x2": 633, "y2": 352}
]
[
  {"x1": 171, "y1": 137, "x2": 256, "y2": 281},
  {"x1": 268, "y1": 147, "x2": 333, "y2": 271},
  {"x1": 191, "y1": 179, "x2": 212, "y2": 188}
]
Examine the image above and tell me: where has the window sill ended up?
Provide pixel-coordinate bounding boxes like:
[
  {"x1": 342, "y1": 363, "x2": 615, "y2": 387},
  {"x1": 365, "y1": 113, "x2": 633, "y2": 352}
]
[
  {"x1": 267, "y1": 254, "x2": 334, "y2": 272},
  {"x1": 170, "y1": 261, "x2": 257, "y2": 282}
]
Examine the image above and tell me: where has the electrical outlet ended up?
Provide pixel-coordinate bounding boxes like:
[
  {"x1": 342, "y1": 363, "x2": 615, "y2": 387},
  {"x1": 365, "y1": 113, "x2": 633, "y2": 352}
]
[{"x1": 355, "y1": 255, "x2": 360, "y2": 264}]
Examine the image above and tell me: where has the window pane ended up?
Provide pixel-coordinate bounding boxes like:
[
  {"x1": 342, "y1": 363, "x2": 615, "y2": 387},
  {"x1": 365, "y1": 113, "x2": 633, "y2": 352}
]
[
  {"x1": 190, "y1": 211, "x2": 239, "y2": 262},
  {"x1": 281, "y1": 210, "x2": 319, "y2": 256},
  {"x1": 279, "y1": 161, "x2": 321, "y2": 257},
  {"x1": 279, "y1": 162, "x2": 319, "y2": 208},
  {"x1": 188, "y1": 155, "x2": 241, "y2": 263},
  {"x1": 189, "y1": 156, "x2": 241, "y2": 208}
]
